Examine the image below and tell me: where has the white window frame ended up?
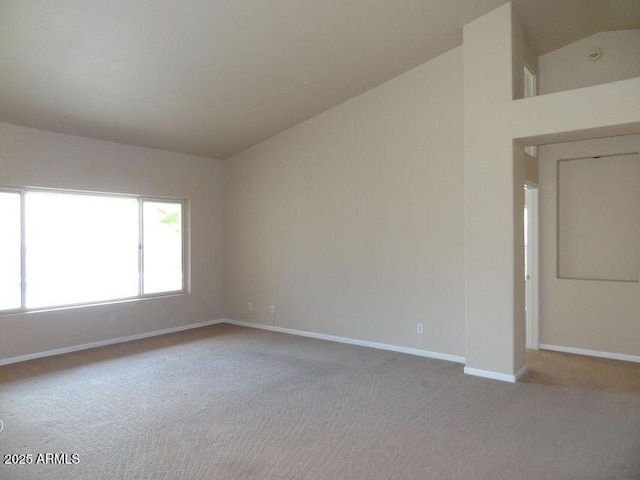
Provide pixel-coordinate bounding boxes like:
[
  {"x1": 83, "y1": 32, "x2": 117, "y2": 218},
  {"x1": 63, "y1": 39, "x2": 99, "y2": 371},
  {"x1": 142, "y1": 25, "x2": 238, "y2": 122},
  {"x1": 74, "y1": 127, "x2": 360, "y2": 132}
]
[{"x1": 0, "y1": 186, "x2": 188, "y2": 314}]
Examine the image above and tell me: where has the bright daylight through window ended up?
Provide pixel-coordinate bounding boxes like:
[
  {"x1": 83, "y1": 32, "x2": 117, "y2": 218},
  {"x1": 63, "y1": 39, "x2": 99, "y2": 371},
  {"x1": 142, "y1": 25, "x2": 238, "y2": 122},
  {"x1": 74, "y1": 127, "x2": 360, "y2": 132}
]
[
  {"x1": 0, "y1": 191, "x2": 22, "y2": 310},
  {"x1": 0, "y1": 189, "x2": 185, "y2": 312},
  {"x1": 143, "y1": 201, "x2": 184, "y2": 294}
]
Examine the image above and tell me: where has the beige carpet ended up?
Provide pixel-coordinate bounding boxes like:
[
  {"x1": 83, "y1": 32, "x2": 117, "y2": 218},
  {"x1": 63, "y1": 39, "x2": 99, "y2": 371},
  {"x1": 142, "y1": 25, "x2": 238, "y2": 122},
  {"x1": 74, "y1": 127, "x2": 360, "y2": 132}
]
[{"x1": 1, "y1": 323, "x2": 639, "y2": 479}]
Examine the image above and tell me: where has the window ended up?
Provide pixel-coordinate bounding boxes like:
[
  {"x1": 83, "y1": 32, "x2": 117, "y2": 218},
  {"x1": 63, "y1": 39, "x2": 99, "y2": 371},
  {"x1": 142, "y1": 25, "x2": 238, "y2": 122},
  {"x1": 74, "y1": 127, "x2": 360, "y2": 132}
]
[
  {"x1": 142, "y1": 201, "x2": 184, "y2": 294},
  {"x1": 0, "y1": 188, "x2": 186, "y2": 312},
  {"x1": 0, "y1": 191, "x2": 22, "y2": 310}
]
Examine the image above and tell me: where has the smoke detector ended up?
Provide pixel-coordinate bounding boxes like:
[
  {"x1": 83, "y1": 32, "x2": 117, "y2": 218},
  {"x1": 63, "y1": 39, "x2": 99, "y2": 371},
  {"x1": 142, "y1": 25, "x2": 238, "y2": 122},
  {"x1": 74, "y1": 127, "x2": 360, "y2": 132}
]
[{"x1": 588, "y1": 48, "x2": 601, "y2": 61}]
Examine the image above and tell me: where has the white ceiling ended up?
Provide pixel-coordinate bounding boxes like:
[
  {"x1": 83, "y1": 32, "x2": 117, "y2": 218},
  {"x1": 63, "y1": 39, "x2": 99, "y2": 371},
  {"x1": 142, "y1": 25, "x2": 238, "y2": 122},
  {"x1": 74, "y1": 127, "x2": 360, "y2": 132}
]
[{"x1": 1, "y1": 0, "x2": 639, "y2": 159}]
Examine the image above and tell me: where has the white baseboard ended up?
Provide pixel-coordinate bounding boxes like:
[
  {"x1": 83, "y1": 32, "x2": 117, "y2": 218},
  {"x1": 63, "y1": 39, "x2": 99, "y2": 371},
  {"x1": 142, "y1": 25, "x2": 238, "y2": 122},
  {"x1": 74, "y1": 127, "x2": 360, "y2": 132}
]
[
  {"x1": 2, "y1": 316, "x2": 543, "y2": 385},
  {"x1": 515, "y1": 364, "x2": 528, "y2": 380},
  {"x1": 223, "y1": 319, "x2": 466, "y2": 364},
  {"x1": 539, "y1": 344, "x2": 640, "y2": 363},
  {"x1": 0, "y1": 318, "x2": 226, "y2": 366},
  {"x1": 463, "y1": 366, "x2": 526, "y2": 383}
]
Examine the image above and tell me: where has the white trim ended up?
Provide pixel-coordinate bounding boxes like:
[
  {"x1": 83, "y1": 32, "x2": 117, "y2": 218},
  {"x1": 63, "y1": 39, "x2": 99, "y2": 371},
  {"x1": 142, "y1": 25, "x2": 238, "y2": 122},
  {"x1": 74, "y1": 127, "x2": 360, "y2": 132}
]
[
  {"x1": 539, "y1": 344, "x2": 640, "y2": 363},
  {"x1": 515, "y1": 364, "x2": 528, "y2": 380},
  {"x1": 525, "y1": 186, "x2": 539, "y2": 350},
  {"x1": 464, "y1": 367, "x2": 519, "y2": 383},
  {"x1": 523, "y1": 67, "x2": 538, "y2": 158},
  {"x1": 20, "y1": 189, "x2": 26, "y2": 309},
  {"x1": 0, "y1": 318, "x2": 226, "y2": 366},
  {"x1": 223, "y1": 319, "x2": 465, "y2": 364}
]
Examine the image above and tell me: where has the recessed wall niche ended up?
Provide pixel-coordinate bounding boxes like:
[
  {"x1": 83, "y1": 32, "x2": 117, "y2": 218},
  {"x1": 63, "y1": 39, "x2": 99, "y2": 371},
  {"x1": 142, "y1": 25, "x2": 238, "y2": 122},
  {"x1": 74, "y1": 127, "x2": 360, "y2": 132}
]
[{"x1": 557, "y1": 153, "x2": 640, "y2": 282}]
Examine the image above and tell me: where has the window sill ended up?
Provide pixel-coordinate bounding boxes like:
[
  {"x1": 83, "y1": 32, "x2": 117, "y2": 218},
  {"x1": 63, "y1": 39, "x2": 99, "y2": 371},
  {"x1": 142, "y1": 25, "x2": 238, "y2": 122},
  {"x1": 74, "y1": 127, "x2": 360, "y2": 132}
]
[{"x1": 0, "y1": 291, "x2": 188, "y2": 317}]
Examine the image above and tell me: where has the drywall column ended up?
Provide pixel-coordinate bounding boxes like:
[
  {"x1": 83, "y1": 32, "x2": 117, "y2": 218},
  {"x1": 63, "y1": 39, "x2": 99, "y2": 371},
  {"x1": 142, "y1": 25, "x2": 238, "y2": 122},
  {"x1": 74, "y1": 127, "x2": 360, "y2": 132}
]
[{"x1": 463, "y1": 3, "x2": 526, "y2": 380}]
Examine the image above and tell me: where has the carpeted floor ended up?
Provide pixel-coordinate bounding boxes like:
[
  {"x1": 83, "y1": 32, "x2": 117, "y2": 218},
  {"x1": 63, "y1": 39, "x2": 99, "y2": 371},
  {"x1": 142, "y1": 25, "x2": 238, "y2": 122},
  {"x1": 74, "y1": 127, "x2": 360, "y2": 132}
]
[{"x1": 1, "y1": 323, "x2": 639, "y2": 480}]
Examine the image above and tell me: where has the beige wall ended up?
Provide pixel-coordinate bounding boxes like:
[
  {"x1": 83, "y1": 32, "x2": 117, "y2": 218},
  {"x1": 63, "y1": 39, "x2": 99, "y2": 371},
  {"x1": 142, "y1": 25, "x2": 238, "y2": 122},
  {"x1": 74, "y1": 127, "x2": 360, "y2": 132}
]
[
  {"x1": 224, "y1": 47, "x2": 465, "y2": 358},
  {"x1": 0, "y1": 123, "x2": 225, "y2": 361},
  {"x1": 557, "y1": 153, "x2": 639, "y2": 282},
  {"x1": 539, "y1": 135, "x2": 640, "y2": 357},
  {"x1": 534, "y1": 27, "x2": 640, "y2": 358},
  {"x1": 538, "y1": 29, "x2": 640, "y2": 95}
]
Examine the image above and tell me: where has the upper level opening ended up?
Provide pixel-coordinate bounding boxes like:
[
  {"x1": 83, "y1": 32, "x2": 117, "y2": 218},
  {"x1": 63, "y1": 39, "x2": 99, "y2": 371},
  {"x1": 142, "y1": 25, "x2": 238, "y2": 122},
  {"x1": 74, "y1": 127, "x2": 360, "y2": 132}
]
[{"x1": 536, "y1": 29, "x2": 640, "y2": 96}]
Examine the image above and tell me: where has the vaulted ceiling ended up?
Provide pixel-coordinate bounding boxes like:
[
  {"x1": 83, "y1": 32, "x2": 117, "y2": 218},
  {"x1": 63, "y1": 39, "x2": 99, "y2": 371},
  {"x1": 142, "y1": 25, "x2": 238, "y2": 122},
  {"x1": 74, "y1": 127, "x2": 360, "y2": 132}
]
[{"x1": 1, "y1": 0, "x2": 639, "y2": 159}]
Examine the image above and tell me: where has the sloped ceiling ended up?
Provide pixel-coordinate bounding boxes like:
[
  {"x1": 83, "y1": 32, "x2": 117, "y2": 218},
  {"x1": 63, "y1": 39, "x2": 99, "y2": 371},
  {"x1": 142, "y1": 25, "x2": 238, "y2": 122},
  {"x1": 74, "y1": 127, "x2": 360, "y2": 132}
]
[{"x1": 1, "y1": 0, "x2": 638, "y2": 159}]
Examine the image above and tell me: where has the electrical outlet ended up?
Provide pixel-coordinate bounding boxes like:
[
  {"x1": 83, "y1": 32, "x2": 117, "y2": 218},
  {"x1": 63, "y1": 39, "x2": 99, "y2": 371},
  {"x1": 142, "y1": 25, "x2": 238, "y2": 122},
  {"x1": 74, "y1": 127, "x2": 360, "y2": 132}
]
[
  {"x1": 417, "y1": 323, "x2": 424, "y2": 334},
  {"x1": 248, "y1": 301, "x2": 252, "y2": 311},
  {"x1": 269, "y1": 304, "x2": 276, "y2": 314}
]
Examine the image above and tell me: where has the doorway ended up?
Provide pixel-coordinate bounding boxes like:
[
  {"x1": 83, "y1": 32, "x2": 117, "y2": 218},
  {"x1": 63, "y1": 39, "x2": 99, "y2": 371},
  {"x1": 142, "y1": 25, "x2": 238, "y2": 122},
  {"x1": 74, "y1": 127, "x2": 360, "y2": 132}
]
[{"x1": 525, "y1": 185, "x2": 539, "y2": 350}]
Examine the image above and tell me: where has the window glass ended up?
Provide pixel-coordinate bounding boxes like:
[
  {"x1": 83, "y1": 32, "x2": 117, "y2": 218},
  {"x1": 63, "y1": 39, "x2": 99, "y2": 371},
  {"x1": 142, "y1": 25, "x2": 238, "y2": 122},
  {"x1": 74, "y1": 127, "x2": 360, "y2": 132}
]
[
  {"x1": 25, "y1": 192, "x2": 139, "y2": 308},
  {"x1": 143, "y1": 201, "x2": 183, "y2": 294},
  {"x1": 0, "y1": 192, "x2": 22, "y2": 310}
]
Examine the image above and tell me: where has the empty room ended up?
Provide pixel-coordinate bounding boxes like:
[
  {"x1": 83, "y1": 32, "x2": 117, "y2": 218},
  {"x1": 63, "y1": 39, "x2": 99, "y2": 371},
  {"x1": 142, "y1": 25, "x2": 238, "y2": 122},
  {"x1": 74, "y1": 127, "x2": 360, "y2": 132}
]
[{"x1": 1, "y1": 1, "x2": 639, "y2": 479}]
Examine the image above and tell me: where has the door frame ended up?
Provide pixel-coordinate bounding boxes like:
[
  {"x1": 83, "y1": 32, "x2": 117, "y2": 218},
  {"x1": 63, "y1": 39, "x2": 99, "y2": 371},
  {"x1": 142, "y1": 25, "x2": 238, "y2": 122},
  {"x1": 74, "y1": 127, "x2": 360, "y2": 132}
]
[{"x1": 525, "y1": 184, "x2": 539, "y2": 350}]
